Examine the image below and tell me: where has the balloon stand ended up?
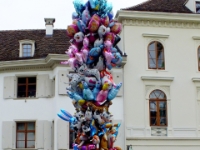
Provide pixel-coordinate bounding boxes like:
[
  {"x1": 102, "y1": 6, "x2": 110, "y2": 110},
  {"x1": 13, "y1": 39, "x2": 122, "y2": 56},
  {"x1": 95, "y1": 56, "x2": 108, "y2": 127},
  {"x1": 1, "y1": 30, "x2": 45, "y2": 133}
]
[{"x1": 57, "y1": 0, "x2": 123, "y2": 149}]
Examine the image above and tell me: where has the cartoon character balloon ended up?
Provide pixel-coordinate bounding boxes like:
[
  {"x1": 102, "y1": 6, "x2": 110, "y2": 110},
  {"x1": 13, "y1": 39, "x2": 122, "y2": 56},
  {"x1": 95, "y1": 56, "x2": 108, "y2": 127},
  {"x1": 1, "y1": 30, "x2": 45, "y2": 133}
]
[{"x1": 59, "y1": 0, "x2": 124, "y2": 149}]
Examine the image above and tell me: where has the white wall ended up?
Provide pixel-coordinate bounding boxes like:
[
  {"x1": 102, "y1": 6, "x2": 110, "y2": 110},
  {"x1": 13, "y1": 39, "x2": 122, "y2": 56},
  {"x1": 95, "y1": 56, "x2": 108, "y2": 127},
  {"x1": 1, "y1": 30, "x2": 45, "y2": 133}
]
[
  {"x1": 0, "y1": 66, "x2": 125, "y2": 150},
  {"x1": 123, "y1": 21, "x2": 200, "y2": 148}
]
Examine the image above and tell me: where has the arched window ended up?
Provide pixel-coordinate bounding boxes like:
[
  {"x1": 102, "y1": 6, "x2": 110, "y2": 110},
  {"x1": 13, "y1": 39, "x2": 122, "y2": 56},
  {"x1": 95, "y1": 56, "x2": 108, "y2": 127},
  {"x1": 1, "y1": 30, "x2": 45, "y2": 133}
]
[
  {"x1": 148, "y1": 41, "x2": 165, "y2": 69},
  {"x1": 149, "y1": 90, "x2": 167, "y2": 126},
  {"x1": 198, "y1": 46, "x2": 200, "y2": 71}
]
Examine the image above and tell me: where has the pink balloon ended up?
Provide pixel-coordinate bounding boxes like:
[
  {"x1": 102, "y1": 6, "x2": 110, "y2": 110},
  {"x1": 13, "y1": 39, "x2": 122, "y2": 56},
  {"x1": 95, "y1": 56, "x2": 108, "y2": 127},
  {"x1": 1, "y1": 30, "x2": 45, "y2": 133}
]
[
  {"x1": 104, "y1": 40, "x2": 112, "y2": 52},
  {"x1": 68, "y1": 58, "x2": 78, "y2": 70},
  {"x1": 61, "y1": 58, "x2": 78, "y2": 70},
  {"x1": 60, "y1": 61, "x2": 69, "y2": 65},
  {"x1": 81, "y1": 48, "x2": 89, "y2": 63},
  {"x1": 69, "y1": 45, "x2": 79, "y2": 55},
  {"x1": 65, "y1": 48, "x2": 74, "y2": 58},
  {"x1": 75, "y1": 52, "x2": 83, "y2": 64},
  {"x1": 104, "y1": 51, "x2": 114, "y2": 65},
  {"x1": 83, "y1": 36, "x2": 89, "y2": 48},
  {"x1": 96, "y1": 90, "x2": 108, "y2": 106}
]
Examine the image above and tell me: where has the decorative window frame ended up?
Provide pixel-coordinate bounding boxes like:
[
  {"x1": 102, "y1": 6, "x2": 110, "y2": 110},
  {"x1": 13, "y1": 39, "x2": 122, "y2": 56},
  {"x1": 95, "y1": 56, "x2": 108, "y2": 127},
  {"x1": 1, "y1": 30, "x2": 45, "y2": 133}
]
[
  {"x1": 192, "y1": 36, "x2": 200, "y2": 72},
  {"x1": 19, "y1": 40, "x2": 35, "y2": 57},
  {"x1": 142, "y1": 33, "x2": 169, "y2": 72},
  {"x1": 192, "y1": 78, "x2": 200, "y2": 136},
  {"x1": 16, "y1": 121, "x2": 36, "y2": 148},
  {"x1": 195, "y1": 1, "x2": 200, "y2": 13},
  {"x1": 141, "y1": 76, "x2": 174, "y2": 136}
]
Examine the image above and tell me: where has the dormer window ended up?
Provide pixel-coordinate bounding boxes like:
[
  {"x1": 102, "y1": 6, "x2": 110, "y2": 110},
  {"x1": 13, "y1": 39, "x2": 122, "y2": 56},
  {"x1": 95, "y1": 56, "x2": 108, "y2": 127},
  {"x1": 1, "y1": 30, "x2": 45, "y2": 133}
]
[
  {"x1": 19, "y1": 40, "x2": 35, "y2": 57},
  {"x1": 196, "y1": 1, "x2": 200, "y2": 13},
  {"x1": 22, "y1": 44, "x2": 32, "y2": 57}
]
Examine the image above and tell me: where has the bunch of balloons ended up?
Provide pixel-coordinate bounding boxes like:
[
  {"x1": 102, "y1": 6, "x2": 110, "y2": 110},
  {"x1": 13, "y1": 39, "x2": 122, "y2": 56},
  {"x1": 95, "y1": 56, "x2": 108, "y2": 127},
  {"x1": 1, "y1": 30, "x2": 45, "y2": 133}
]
[{"x1": 58, "y1": 0, "x2": 123, "y2": 149}]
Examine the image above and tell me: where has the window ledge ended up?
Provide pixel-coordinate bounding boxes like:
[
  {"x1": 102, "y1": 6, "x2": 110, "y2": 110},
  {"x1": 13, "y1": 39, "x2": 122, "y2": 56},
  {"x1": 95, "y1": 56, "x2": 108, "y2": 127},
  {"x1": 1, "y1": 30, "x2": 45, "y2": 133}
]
[
  {"x1": 142, "y1": 33, "x2": 169, "y2": 38},
  {"x1": 141, "y1": 76, "x2": 174, "y2": 81},
  {"x1": 126, "y1": 137, "x2": 200, "y2": 140},
  {"x1": 146, "y1": 69, "x2": 168, "y2": 72},
  {"x1": 192, "y1": 78, "x2": 200, "y2": 82},
  {"x1": 192, "y1": 36, "x2": 200, "y2": 40},
  {"x1": 13, "y1": 149, "x2": 37, "y2": 150},
  {"x1": 14, "y1": 97, "x2": 38, "y2": 100}
]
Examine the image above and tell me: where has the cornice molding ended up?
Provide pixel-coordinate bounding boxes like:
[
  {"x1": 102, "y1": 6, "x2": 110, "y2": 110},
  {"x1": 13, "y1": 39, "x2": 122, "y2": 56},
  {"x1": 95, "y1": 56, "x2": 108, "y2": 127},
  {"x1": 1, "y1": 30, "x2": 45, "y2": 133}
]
[
  {"x1": 122, "y1": 19, "x2": 200, "y2": 29},
  {"x1": 141, "y1": 76, "x2": 174, "y2": 81},
  {"x1": 142, "y1": 33, "x2": 169, "y2": 38},
  {"x1": 0, "y1": 54, "x2": 127, "y2": 72},
  {"x1": 116, "y1": 11, "x2": 200, "y2": 29},
  {"x1": 0, "y1": 54, "x2": 69, "y2": 72}
]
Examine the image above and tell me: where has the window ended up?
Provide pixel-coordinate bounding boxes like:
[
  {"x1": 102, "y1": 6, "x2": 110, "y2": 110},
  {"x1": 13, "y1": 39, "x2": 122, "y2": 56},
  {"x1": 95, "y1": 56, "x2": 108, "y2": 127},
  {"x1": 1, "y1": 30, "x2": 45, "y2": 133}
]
[
  {"x1": 16, "y1": 122, "x2": 35, "y2": 148},
  {"x1": 148, "y1": 41, "x2": 165, "y2": 69},
  {"x1": 149, "y1": 90, "x2": 167, "y2": 126},
  {"x1": 198, "y1": 46, "x2": 200, "y2": 71},
  {"x1": 19, "y1": 40, "x2": 35, "y2": 57},
  {"x1": 17, "y1": 77, "x2": 36, "y2": 98},
  {"x1": 196, "y1": 2, "x2": 200, "y2": 13},
  {"x1": 22, "y1": 44, "x2": 32, "y2": 57}
]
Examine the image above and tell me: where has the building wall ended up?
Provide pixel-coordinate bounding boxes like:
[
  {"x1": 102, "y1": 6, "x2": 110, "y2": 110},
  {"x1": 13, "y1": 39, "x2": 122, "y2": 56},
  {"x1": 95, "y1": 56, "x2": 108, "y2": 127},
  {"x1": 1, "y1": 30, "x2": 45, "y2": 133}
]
[
  {"x1": 0, "y1": 66, "x2": 125, "y2": 150},
  {"x1": 123, "y1": 24, "x2": 200, "y2": 148}
]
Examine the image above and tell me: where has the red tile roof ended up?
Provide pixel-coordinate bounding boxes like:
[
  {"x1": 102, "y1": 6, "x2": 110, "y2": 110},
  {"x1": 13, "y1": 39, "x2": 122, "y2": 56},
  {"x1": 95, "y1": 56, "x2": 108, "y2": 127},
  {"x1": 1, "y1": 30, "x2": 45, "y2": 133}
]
[
  {"x1": 0, "y1": 29, "x2": 70, "y2": 61},
  {"x1": 122, "y1": 0, "x2": 193, "y2": 13}
]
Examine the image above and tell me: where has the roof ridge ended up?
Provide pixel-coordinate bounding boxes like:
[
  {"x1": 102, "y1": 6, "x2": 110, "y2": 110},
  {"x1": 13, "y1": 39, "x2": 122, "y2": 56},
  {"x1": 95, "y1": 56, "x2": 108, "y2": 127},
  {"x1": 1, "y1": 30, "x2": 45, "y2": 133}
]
[
  {"x1": 120, "y1": 0, "x2": 193, "y2": 14},
  {"x1": 121, "y1": 0, "x2": 152, "y2": 10}
]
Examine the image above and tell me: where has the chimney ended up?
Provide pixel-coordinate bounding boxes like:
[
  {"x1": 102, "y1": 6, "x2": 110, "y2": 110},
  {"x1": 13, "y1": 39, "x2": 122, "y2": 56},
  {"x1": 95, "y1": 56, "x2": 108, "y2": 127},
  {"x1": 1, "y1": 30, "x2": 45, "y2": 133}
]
[{"x1": 44, "y1": 18, "x2": 55, "y2": 36}]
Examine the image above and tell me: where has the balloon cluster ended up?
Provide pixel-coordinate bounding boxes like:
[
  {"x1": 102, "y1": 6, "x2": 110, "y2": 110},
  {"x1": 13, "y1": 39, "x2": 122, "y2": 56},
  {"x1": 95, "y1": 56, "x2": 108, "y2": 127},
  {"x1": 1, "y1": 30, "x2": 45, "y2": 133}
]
[{"x1": 58, "y1": 0, "x2": 123, "y2": 149}]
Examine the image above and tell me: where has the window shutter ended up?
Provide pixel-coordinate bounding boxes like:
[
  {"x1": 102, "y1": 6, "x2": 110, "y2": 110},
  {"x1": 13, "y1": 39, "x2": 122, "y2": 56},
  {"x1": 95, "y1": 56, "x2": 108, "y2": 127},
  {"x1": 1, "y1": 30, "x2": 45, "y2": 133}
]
[
  {"x1": 112, "y1": 71, "x2": 123, "y2": 96},
  {"x1": 58, "y1": 70, "x2": 69, "y2": 95},
  {"x1": 3, "y1": 76, "x2": 17, "y2": 99},
  {"x1": 36, "y1": 74, "x2": 53, "y2": 98},
  {"x1": 35, "y1": 120, "x2": 44, "y2": 149},
  {"x1": 57, "y1": 119, "x2": 69, "y2": 150},
  {"x1": 2, "y1": 121, "x2": 16, "y2": 149},
  {"x1": 43, "y1": 121, "x2": 52, "y2": 150},
  {"x1": 46, "y1": 78, "x2": 54, "y2": 98}
]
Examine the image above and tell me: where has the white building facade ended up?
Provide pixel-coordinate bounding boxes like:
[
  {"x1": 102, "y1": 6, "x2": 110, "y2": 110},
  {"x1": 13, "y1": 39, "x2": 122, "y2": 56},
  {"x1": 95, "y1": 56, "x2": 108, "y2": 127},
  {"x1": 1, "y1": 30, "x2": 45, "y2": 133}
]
[
  {"x1": 0, "y1": 19, "x2": 126, "y2": 150},
  {"x1": 117, "y1": 0, "x2": 200, "y2": 149}
]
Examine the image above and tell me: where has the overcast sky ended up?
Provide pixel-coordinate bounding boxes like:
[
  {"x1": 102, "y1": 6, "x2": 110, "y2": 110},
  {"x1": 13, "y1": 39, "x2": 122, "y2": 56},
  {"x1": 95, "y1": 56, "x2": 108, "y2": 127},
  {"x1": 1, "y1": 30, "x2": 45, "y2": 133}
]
[{"x1": 0, "y1": 0, "x2": 146, "y2": 30}]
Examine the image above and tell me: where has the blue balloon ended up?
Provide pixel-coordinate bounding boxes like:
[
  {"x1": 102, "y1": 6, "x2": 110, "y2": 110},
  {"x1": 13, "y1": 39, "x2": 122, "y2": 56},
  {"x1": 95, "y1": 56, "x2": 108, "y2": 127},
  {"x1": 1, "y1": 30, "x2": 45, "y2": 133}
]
[
  {"x1": 77, "y1": 20, "x2": 86, "y2": 33},
  {"x1": 90, "y1": 120, "x2": 97, "y2": 137},
  {"x1": 89, "y1": 47, "x2": 102, "y2": 57},
  {"x1": 57, "y1": 109, "x2": 77, "y2": 124},
  {"x1": 89, "y1": 0, "x2": 100, "y2": 10},
  {"x1": 111, "y1": 47, "x2": 117, "y2": 53},
  {"x1": 73, "y1": 0, "x2": 85, "y2": 15},
  {"x1": 61, "y1": 109, "x2": 73, "y2": 118},
  {"x1": 92, "y1": 81, "x2": 101, "y2": 100},
  {"x1": 73, "y1": 144, "x2": 79, "y2": 150},
  {"x1": 107, "y1": 83, "x2": 122, "y2": 101},
  {"x1": 67, "y1": 91, "x2": 83, "y2": 102},
  {"x1": 113, "y1": 123, "x2": 121, "y2": 137},
  {"x1": 86, "y1": 56, "x2": 95, "y2": 64},
  {"x1": 111, "y1": 52, "x2": 122, "y2": 65},
  {"x1": 57, "y1": 113, "x2": 70, "y2": 122},
  {"x1": 82, "y1": 81, "x2": 95, "y2": 100},
  {"x1": 72, "y1": 12, "x2": 79, "y2": 20},
  {"x1": 108, "y1": 10, "x2": 114, "y2": 20},
  {"x1": 81, "y1": 7, "x2": 91, "y2": 25}
]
